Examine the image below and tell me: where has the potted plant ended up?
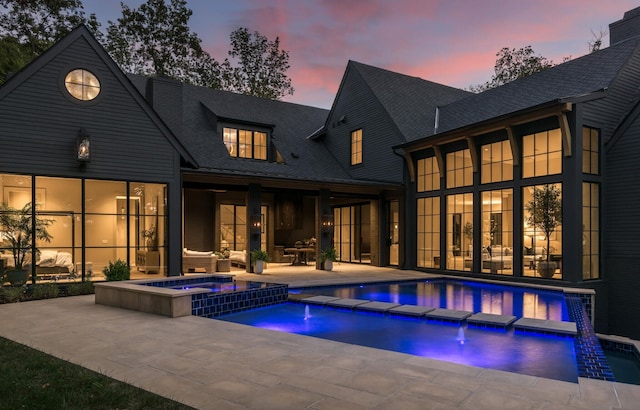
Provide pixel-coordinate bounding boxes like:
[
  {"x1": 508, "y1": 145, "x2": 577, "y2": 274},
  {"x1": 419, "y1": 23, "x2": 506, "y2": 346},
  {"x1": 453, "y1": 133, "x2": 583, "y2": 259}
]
[
  {"x1": 0, "y1": 202, "x2": 53, "y2": 286},
  {"x1": 524, "y1": 184, "x2": 562, "y2": 278},
  {"x1": 215, "y1": 250, "x2": 231, "y2": 272},
  {"x1": 319, "y1": 247, "x2": 337, "y2": 271},
  {"x1": 250, "y1": 249, "x2": 269, "y2": 274}
]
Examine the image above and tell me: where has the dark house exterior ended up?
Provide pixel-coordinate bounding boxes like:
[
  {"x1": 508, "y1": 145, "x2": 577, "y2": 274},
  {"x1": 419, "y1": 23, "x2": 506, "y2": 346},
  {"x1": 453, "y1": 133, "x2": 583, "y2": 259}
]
[{"x1": 3, "y1": 8, "x2": 640, "y2": 340}]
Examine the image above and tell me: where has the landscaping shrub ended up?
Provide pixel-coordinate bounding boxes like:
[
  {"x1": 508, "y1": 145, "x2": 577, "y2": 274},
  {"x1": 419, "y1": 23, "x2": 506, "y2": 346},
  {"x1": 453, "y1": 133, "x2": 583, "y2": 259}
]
[
  {"x1": 31, "y1": 283, "x2": 60, "y2": 299},
  {"x1": 67, "y1": 281, "x2": 95, "y2": 296},
  {"x1": 102, "y1": 259, "x2": 130, "y2": 281},
  {"x1": 0, "y1": 286, "x2": 24, "y2": 303}
]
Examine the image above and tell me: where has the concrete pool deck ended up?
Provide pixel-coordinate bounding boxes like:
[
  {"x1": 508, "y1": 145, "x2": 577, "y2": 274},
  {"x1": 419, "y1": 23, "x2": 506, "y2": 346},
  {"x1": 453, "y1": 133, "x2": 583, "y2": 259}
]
[{"x1": 1, "y1": 265, "x2": 640, "y2": 409}]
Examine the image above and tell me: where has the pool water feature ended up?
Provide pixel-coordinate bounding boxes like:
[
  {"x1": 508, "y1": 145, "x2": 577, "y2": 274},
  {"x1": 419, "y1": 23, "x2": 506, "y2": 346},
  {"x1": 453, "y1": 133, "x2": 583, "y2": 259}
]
[
  {"x1": 219, "y1": 302, "x2": 579, "y2": 382},
  {"x1": 290, "y1": 279, "x2": 570, "y2": 321}
]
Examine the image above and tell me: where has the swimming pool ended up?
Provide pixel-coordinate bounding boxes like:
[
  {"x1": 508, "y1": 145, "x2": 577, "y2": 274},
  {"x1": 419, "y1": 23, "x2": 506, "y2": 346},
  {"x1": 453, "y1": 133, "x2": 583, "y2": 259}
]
[
  {"x1": 290, "y1": 279, "x2": 570, "y2": 321},
  {"x1": 219, "y1": 302, "x2": 579, "y2": 382}
]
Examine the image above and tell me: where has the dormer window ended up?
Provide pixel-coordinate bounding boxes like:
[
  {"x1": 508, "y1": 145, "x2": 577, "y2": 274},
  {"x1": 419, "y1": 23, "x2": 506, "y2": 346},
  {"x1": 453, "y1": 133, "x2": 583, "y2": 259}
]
[{"x1": 223, "y1": 127, "x2": 267, "y2": 160}]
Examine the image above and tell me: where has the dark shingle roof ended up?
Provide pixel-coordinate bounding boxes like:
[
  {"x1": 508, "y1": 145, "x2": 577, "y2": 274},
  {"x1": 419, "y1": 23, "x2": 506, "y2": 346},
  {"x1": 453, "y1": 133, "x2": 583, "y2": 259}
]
[
  {"x1": 125, "y1": 77, "x2": 384, "y2": 184},
  {"x1": 437, "y1": 36, "x2": 640, "y2": 134},
  {"x1": 181, "y1": 85, "x2": 357, "y2": 182},
  {"x1": 350, "y1": 61, "x2": 471, "y2": 141}
]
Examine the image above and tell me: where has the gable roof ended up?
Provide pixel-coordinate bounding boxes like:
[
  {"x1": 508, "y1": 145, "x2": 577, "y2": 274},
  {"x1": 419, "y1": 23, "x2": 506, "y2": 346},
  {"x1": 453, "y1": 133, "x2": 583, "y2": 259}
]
[
  {"x1": 435, "y1": 36, "x2": 640, "y2": 135},
  {"x1": 0, "y1": 25, "x2": 198, "y2": 168},
  {"x1": 349, "y1": 61, "x2": 471, "y2": 142}
]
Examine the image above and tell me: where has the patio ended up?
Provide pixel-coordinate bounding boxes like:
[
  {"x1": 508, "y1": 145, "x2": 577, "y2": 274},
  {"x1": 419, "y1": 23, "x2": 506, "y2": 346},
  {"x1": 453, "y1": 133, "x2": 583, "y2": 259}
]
[{"x1": 1, "y1": 265, "x2": 639, "y2": 409}]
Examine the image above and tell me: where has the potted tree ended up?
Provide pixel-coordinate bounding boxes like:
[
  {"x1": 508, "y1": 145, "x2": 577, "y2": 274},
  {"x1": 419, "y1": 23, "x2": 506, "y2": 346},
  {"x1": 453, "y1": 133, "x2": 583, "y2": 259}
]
[
  {"x1": 0, "y1": 202, "x2": 54, "y2": 286},
  {"x1": 524, "y1": 184, "x2": 562, "y2": 278},
  {"x1": 319, "y1": 247, "x2": 337, "y2": 271},
  {"x1": 250, "y1": 249, "x2": 269, "y2": 274}
]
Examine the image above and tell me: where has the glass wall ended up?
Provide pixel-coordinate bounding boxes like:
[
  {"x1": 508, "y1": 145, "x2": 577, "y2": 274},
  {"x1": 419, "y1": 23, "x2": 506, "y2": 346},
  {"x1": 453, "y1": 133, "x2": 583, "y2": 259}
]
[
  {"x1": 417, "y1": 197, "x2": 440, "y2": 268},
  {"x1": 523, "y1": 183, "x2": 562, "y2": 279},
  {"x1": 0, "y1": 173, "x2": 167, "y2": 283},
  {"x1": 481, "y1": 189, "x2": 513, "y2": 275},
  {"x1": 446, "y1": 193, "x2": 473, "y2": 271},
  {"x1": 220, "y1": 205, "x2": 247, "y2": 251},
  {"x1": 333, "y1": 204, "x2": 370, "y2": 263}
]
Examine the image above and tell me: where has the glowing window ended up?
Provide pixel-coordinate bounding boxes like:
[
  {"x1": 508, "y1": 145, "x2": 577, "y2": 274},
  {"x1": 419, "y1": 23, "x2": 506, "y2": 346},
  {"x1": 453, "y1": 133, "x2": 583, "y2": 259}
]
[
  {"x1": 446, "y1": 149, "x2": 472, "y2": 188},
  {"x1": 417, "y1": 157, "x2": 440, "y2": 192},
  {"x1": 582, "y1": 127, "x2": 600, "y2": 175},
  {"x1": 222, "y1": 127, "x2": 267, "y2": 161},
  {"x1": 64, "y1": 69, "x2": 100, "y2": 101},
  {"x1": 351, "y1": 129, "x2": 362, "y2": 165},
  {"x1": 481, "y1": 140, "x2": 513, "y2": 183},
  {"x1": 522, "y1": 128, "x2": 562, "y2": 178}
]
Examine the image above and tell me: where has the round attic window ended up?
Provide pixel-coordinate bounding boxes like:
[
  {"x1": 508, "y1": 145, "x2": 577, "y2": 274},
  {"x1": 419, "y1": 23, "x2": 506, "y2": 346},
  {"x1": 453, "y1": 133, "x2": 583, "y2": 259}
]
[{"x1": 64, "y1": 69, "x2": 100, "y2": 101}]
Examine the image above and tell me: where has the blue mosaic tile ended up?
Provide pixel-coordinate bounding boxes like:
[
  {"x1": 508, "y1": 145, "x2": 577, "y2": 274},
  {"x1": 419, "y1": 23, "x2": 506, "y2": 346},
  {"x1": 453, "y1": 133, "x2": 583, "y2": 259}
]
[{"x1": 566, "y1": 295, "x2": 615, "y2": 382}]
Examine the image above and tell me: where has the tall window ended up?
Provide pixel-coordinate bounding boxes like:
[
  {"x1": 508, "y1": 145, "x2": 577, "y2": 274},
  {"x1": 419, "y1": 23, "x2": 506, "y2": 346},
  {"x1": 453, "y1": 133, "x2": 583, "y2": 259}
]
[
  {"x1": 582, "y1": 127, "x2": 600, "y2": 175},
  {"x1": 220, "y1": 205, "x2": 246, "y2": 251},
  {"x1": 481, "y1": 189, "x2": 513, "y2": 275},
  {"x1": 583, "y1": 183, "x2": 600, "y2": 280},
  {"x1": 522, "y1": 128, "x2": 562, "y2": 178},
  {"x1": 446, "y1": 193, "x2": 473, "y2": 271},
  {"x1": 417, "y1": 197, "x2": 440, "y2": 268},
  {"x1": 223, "y1": 127, "x2": 268, "y2": 160},
  {"x1": 417, "y1": 157, "x2": 440, "y2": 192},
  {"x1": 351, "y1": 129, "x2": 363, "y2": 165},
  {"x1": 446, "y1": 149, "x2": 472, "y2": 188},
  {"x1": 481, "y1": 140, "x2": 513, "y2": 183},
  {"x1": 523, "y1": 183, "x2": 562, "y2": 279}
]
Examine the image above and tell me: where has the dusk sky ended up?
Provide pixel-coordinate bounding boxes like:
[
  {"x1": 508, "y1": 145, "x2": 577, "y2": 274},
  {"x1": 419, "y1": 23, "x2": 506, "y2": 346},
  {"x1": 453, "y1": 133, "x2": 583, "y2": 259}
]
[{"x1": 81, "y1": 0, "x2": 640, "y2": 109}]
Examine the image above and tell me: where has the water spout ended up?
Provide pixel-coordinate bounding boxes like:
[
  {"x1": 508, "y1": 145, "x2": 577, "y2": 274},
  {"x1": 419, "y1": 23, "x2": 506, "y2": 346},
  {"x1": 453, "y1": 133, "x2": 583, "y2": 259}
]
[
  {"x1": 304, "y1": 305, "x2": 311, "y2": 320},
  {"x1": 456, "y1": 326, "x2": 465, "y2": 345}
]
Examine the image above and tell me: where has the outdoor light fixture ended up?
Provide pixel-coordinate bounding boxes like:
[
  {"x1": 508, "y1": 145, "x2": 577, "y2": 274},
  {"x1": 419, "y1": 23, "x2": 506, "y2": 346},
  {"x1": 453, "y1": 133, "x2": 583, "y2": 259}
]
[
  {"x1": 76, "y1": 128, "x2": 91, "y2": 162},
  {"x1": 321, "y1": 214, "x2": 334, "y2": 233},
  {"x1": 250, "y1": 214, "x2": 262, "y2": 235}
]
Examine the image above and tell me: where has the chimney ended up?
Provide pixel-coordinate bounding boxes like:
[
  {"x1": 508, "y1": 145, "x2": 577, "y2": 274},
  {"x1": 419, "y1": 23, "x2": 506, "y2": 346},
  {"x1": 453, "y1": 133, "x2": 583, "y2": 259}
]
[
  {"x1": 610, "y1": 7, "x2": 640, "y2": 46},
  {"x1": 145, "y1": 76, "x2": 183, "y2": 138}
]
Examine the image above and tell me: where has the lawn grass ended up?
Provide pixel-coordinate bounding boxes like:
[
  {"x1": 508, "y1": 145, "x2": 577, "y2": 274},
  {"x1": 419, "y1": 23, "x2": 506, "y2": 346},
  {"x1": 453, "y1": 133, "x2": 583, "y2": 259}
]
[{"x1": 0, "y1": 336, "x2": 195, "y2": 409}]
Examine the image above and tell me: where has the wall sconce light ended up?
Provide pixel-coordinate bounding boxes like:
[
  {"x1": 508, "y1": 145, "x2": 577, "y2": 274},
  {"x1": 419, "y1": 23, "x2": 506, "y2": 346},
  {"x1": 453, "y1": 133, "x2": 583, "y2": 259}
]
[
  {"x1": 76, "y1": 128, "x2": 91, "y2": 163},
  {"x1": 250, "y1": 214, "x2": 262, "y2": 235},
  {"x1": 321, "y1": 214, "x2": 334, "y2": 233}
]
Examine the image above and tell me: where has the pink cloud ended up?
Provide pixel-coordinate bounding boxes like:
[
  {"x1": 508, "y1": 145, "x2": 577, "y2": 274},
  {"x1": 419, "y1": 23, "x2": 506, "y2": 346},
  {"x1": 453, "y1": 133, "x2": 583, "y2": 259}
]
[{"x1": 179, "y1": 0, "x2": 640, "y2": 107}]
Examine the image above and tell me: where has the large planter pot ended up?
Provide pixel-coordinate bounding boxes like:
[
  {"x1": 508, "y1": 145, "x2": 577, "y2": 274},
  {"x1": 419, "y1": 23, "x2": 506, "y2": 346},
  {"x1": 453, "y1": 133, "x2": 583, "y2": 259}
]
[
  {"x1": 537, "y1": 261, "x2": 556, "y2": 279},
  {"x1": 6, "y1": 269, "x2": 28, "y2": 286},
  {"x1": 217, "y1": 259, "x2": 231, "y2": 272},
  {"x1": 324, "y1": 260, "x2": 333, "y2": 271},
  {"x1": 254, "y1": 260, "x2": 264, "y2": 274}
]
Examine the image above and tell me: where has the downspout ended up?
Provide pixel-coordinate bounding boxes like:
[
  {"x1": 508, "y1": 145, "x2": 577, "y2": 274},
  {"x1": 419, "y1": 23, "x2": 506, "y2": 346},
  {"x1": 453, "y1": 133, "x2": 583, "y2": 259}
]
[{"x1": 434, "y1": 106, "x2": 440, "y2": 135}]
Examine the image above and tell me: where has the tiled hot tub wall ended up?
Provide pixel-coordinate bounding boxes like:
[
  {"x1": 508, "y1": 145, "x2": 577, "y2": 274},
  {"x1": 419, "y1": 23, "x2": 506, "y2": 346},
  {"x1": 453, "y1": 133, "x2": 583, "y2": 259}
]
[{"x1": 193, "y1": 283, "x2": 288, "y2": 317}]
